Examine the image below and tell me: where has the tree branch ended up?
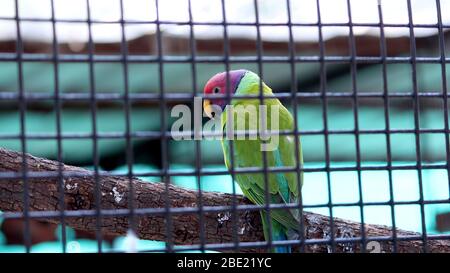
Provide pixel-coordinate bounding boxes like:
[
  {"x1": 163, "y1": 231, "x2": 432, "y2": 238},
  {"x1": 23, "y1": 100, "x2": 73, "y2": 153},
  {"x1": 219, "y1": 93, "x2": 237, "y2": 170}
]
[{"x1": 0, "y1": 147, "x2": 448, "y2": 252}]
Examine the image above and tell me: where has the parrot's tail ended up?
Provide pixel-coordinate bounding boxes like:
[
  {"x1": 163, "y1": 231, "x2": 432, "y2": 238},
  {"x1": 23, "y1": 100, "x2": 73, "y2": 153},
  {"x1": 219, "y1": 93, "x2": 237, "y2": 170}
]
[
  {"x1": 260, "y1": 211, "x2": 292, "y2": 253},
  {"x1": 272, "y1": 231, "x2": 291, "y2": 253}
]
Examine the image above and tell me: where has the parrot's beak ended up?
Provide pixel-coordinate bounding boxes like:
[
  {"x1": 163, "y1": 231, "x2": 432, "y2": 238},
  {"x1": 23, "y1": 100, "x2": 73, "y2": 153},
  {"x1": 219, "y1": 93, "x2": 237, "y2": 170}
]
[{"x1": 203, "y1": 99, "x2": 215, "y2": 119}]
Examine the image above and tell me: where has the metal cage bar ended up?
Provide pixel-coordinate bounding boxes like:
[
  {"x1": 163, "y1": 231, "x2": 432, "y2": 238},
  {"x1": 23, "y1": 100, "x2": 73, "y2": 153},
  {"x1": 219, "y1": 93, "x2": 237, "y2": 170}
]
[
  {"x1": 154, "y1": 0, "x2": 175, "y2": 253},
  {"x1": 286, "y1": 0, "x2": 306, "y2": 253},
  {"x1": 86, "y1": 0, "x2": 104, "y2": 252},
  {"x1": 378, "y1": 0, "x2": 398, "y2": 253},
  {"x1": 316, "y1": 0, "x2": 337, "y2": 253},
  {"x1": 14, "y1": 0, "x2": 32, "y2": 253},
  {"x1": 50, "y1": 0, "x2": 67, "y2": 253},
  {"x1": 406, "y1": 0, "x2": 428, "y2": 252}
]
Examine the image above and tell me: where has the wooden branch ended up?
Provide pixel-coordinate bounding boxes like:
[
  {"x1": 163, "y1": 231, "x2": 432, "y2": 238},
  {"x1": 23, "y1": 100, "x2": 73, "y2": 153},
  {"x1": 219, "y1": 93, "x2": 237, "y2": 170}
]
[{"x1": 0, "y1": 147, "x2": 448, "y2": 253}]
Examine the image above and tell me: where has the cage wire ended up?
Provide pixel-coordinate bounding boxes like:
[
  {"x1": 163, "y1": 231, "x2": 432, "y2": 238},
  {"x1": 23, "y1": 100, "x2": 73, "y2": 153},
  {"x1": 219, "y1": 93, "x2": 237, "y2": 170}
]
[{"x1": 0, "y1": 0, "x2": 449, "y2": 253}]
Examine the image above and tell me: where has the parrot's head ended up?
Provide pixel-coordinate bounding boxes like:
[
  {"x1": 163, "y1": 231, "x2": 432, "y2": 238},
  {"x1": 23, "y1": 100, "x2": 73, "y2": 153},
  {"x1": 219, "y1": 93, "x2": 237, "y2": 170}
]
[{"x1": 203, "y1": 69, "x2": 248, "y2": 119}]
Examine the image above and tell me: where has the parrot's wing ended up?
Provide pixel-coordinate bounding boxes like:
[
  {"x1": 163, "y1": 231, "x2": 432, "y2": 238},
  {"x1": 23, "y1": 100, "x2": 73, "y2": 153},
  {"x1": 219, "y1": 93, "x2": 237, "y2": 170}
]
[
  {"x1": 274, "y1": 133, "x2": 303, "y2": 223},
  {"x1": 222, "y1": 138, "x2": 301, "y2": 232},
  {"x1": 220, "y1": 96, "x2": 303, "y2": 232},
  {"x1": 277, "y1": 100, "x2": 303, "y2": 200},
  {"x1": 278, "y1": 104, "x2": 304, "y2": 222},
  {"x1": 266, "y1": 100, "x2": 304, "y2": 223}
]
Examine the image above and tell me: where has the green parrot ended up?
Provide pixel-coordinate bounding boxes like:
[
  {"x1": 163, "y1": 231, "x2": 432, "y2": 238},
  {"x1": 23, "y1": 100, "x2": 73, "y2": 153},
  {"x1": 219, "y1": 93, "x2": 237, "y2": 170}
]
[{"x1": 203, "y1": 70, "x2": 303, "y2": 253}]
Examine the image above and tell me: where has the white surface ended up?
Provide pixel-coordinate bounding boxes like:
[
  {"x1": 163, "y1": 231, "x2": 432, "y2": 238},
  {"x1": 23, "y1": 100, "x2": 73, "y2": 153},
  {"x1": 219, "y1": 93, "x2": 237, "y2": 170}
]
[{"x1": 0, "y1": 0, "x2": 449, "y2": 43}]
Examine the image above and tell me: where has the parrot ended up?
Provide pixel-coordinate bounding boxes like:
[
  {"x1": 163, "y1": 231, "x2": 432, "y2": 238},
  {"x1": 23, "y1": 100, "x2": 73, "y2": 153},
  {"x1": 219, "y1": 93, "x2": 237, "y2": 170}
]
[{"x1": 203, "y1": 69, "x2": 303, "y2": 253}]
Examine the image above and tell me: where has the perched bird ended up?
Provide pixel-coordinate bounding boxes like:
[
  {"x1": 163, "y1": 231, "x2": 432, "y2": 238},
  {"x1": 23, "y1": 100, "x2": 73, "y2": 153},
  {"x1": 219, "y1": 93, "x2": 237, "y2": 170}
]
[{"x1": 203, "y1": 70, "x2": 303, "y2": 253}]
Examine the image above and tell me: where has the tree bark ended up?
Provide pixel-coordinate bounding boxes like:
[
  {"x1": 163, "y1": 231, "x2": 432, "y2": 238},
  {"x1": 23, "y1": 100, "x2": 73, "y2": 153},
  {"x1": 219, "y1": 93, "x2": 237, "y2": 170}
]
[{"x1": 0, "y1": 147, "x2": 448, "y2": 253}]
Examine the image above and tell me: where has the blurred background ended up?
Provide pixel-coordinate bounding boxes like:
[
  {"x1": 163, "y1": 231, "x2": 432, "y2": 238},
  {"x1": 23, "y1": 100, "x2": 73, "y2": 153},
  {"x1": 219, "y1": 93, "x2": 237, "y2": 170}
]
[{"x1": 0, "y1": 0, "x2": 449, "y2": 252}]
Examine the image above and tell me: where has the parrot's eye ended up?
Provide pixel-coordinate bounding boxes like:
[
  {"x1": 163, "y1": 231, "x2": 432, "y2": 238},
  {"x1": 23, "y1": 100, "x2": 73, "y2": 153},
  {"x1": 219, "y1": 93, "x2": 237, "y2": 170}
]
[{"x1": 213, "y1": 87, "x2": 220, "y2": 94}]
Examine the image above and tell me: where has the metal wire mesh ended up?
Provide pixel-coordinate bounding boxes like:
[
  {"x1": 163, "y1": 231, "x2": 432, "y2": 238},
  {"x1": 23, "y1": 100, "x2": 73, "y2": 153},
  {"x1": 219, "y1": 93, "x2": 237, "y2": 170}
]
[{"x1": 0, "y1": 0, "x2": 449, "y2": 253}]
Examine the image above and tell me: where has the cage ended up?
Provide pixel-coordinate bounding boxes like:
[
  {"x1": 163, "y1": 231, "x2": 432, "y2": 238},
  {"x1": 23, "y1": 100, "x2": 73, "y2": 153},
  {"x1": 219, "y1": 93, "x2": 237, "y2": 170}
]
[{"x1": 0, "y1": 0, "x2": 449, "y2": 254}]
